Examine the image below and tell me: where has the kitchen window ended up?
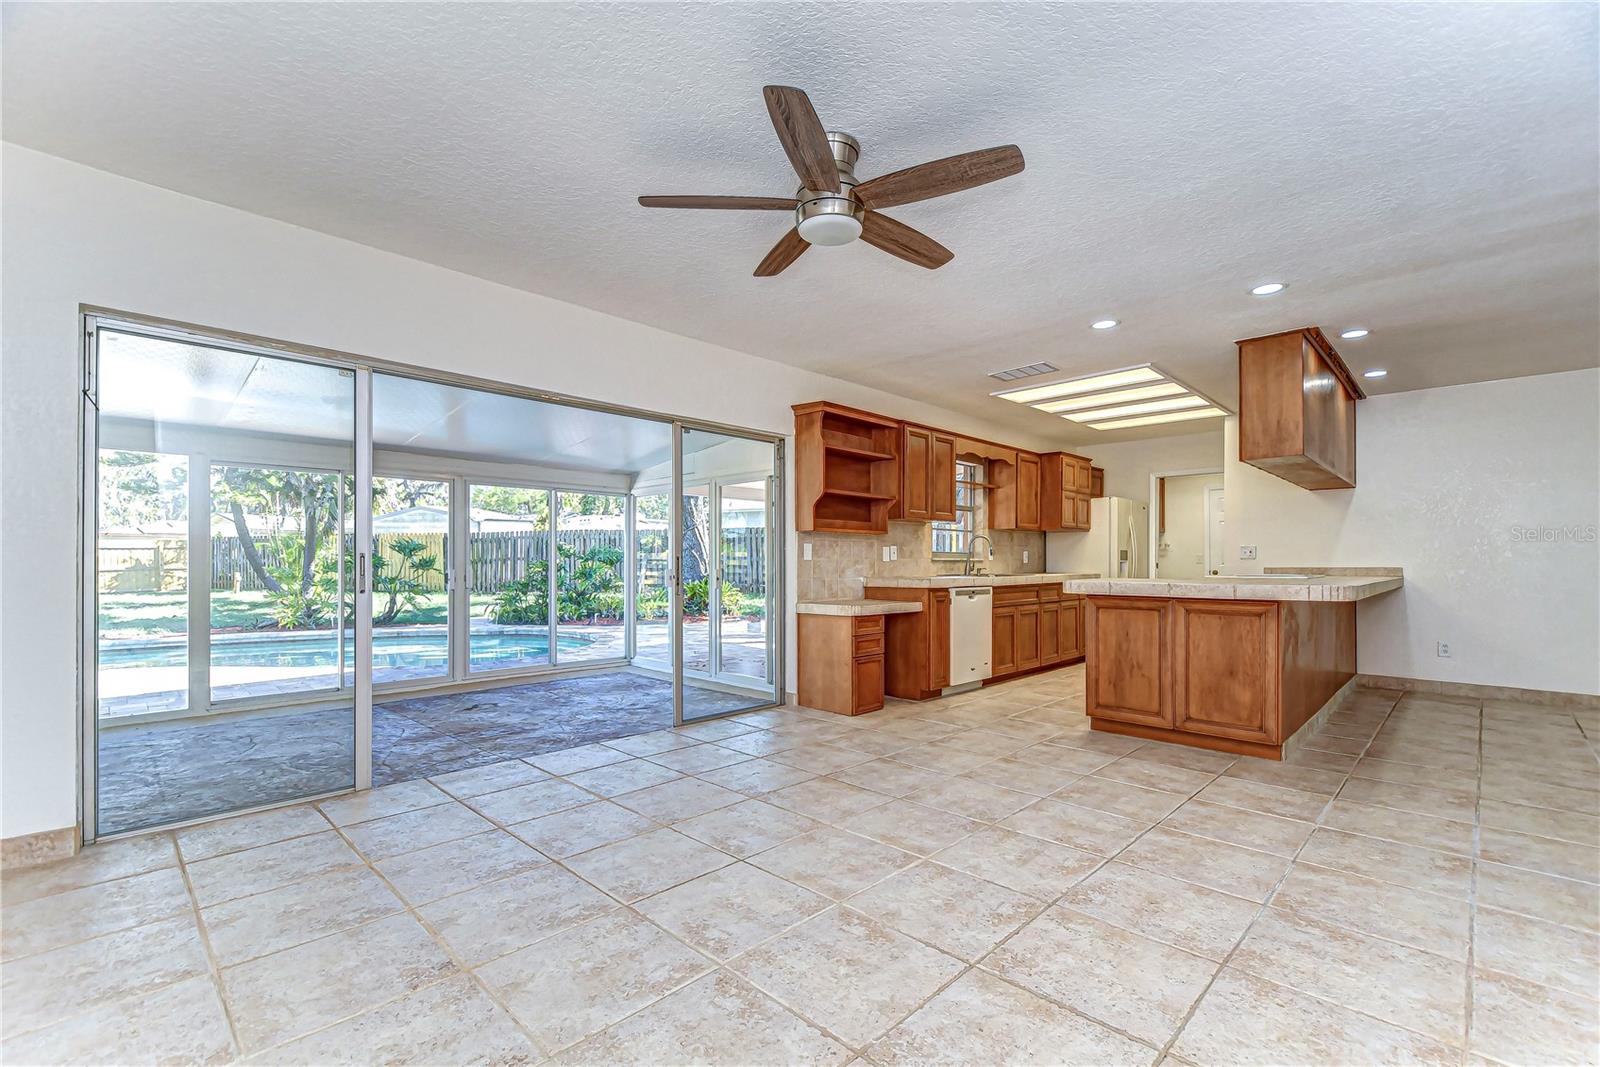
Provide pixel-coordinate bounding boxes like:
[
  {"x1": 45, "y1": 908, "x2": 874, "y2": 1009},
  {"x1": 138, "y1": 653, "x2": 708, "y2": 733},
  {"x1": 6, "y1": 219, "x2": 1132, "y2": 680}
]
[{"x1": 933, "y1": 460, "x2": 984, "y2": 556}]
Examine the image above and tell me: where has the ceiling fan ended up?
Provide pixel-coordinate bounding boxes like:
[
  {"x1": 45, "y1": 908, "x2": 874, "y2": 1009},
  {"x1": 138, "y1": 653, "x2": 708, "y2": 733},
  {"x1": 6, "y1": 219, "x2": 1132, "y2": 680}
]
[{"x1": 639, "y1": 85, "x2": 1024, "y2": 277}]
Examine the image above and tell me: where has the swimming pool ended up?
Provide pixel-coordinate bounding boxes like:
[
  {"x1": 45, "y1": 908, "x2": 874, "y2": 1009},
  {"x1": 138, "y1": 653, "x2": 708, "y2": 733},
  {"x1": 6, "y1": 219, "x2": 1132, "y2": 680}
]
[{"x1": 98, "y1": 627, "x2": 592, "y2": 671}]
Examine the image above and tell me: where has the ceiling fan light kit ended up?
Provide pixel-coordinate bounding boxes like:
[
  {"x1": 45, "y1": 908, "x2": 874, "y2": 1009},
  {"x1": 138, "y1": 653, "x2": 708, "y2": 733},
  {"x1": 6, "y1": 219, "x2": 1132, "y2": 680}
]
[{"x1": 640, "y1": 85, "x2": 1024, "y2": 276}]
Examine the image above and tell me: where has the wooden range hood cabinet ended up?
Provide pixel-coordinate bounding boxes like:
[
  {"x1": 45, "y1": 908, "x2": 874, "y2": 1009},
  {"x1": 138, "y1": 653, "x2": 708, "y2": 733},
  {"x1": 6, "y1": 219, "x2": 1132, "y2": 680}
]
[{"x1": 1237, "y1": 327, "x2": 1365, "y2": 490}]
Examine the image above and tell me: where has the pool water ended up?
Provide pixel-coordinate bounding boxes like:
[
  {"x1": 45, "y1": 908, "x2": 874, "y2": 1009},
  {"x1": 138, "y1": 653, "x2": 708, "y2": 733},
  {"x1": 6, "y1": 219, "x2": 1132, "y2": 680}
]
[{"x1": 98, "y1": 628, "x2": 590, "y2": 671}]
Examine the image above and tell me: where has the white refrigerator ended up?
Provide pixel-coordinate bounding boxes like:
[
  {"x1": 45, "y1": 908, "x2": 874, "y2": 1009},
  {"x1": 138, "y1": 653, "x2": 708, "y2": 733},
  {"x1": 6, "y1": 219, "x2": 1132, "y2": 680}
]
[{"x1": 1044, "y1": 496, "x2": 1150, "y2": 578}]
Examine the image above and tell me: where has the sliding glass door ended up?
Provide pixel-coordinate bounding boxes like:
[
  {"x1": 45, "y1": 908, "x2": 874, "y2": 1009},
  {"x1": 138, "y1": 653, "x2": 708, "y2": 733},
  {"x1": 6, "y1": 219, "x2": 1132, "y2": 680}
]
[
  {"x1": 370, "y1": 476, "x2": 451, "y2": 684},
  {"x1": 676, "y1": 428, "x2": 780, "y2": 723},
  {"x1": 88, "y1": 323, "x2": 370, "y2": 839}
]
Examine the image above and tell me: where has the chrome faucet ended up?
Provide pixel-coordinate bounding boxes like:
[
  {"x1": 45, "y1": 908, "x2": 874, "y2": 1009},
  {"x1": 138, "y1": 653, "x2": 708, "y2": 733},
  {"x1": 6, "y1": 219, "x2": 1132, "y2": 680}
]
[{"x1": 964, "y1": 534, "x2": 993, "y2": 576}]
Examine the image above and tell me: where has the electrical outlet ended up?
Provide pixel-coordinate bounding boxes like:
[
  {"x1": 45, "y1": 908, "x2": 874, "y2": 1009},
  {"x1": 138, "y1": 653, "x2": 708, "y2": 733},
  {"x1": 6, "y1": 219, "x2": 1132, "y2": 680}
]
[
  {"x1": 803, "y1": 542, "x2": 812, "y2": 561},
  {"x1": 1023, "y1": 550, "x2": 1029, "y2": 564},
  {"x1": 1437, "y1": 641, "x2": 1452, "y2": 658},
  {"x1": 1239, "y1": 545, "x2": 1258, "y2": 560},
  {"x1": 890, "y1": 545, "x2": 898, "y2": 561}
]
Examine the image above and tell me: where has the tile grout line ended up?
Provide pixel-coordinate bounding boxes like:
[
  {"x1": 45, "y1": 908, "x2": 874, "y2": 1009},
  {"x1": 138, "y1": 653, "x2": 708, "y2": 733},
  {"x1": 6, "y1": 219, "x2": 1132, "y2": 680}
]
[
  {"x1": 171, "y1": 834, "x2": 248, "y2": 1060},
  {"x1": 1149, "y1": 689, "x2": 1457, "y2": 1061}
]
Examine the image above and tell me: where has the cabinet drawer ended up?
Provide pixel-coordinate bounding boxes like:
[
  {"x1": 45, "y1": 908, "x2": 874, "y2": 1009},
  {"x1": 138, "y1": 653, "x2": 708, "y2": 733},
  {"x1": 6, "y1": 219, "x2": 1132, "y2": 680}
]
[
  {"x1": 853, "y1": 615, "x2": 885, "y2": 635},
  {"x1": 1038, "y1": 585, "x2": 1062, "y2": 602},
  {"x1": 853, "y1": 633, "x2": 885, "y2": 657},
  {"x1": 994, "y1": 586, "x2": 1041, "y2": 606}
]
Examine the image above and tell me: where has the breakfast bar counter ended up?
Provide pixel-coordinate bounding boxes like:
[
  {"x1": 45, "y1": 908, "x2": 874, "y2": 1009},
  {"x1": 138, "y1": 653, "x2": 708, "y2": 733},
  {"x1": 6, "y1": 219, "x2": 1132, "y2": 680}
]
[{"x1": 1066, "y1": 568, "x2": 1403, "y2": 760}]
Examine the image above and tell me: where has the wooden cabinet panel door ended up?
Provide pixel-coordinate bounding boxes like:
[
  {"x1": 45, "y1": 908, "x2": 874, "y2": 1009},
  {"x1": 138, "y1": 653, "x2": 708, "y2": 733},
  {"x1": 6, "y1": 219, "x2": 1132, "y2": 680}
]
[
  {"x1": 1085, "y1": 597, "x2": 1172, "y2": 728},
  {"x1": 898, "y1": 425, "x2": 931, "y2": 521},
  {"x1": 992, "y1": 607, "x2": 1017, "y2": 677},
  {"x1": 929, "y1": 432, "x2": 957, "y2": 522},
  {"x1": 1172, "y1": 600, "x2": 1279, "y2": 743},
  {"x1": 852, "y1": 654, "x2": 886, "y2": 714},
  {"x1": 1016, "y1": 453, "x2": 1042, "y2": 530},
  {"x1": 1016, "y1": 606, "x2": 1041, "y2": 671},
  {"x1": 929, "y1": 590, "x2": 952, "y2": 690},
  {"x1": 1039, "y1": 601, "x2": 1061, "y2": 663},
  {"x1": 1074, "y1": 495, "x2": 1092, "y2": 530},
  {"x1": 1059, "y1": 598, "x2": 1083, "y2": 660}
]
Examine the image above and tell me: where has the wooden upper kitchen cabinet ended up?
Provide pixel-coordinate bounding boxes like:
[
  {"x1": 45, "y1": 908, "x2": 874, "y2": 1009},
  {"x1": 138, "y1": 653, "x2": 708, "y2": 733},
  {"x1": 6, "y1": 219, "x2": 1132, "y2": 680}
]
[
  {"x1": 1090, "y1": 465, "x2": 1104, "y2": 498},
  {"x1": 892, "y1": 423, "x2": 957, "y2": 523},
  {"x1": 1238, "y1": 327, "x2": 1364, "y2": 490},
  {"x1": 1040, "y1": 451, "x2": 1094, "y2": 531},
  {"x1": 793, "y1": 402, "x2": 901, "y2": 534},
  {"x1": 989, "y1": 451, "x2": 1042, "y2": 530}
]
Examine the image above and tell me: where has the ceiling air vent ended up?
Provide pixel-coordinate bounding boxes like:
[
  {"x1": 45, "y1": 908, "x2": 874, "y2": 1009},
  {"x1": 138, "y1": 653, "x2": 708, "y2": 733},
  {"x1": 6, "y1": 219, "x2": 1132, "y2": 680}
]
[{"x1": 988, "y1": 361, "x2": 1059, "y2": 383}]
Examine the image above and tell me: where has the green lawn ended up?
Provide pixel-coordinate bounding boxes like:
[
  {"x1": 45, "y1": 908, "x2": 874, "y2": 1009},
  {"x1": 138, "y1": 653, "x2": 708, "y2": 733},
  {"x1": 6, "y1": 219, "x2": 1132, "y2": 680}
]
[{"x1": 98, "y1": 591, "x2": 494, "y2": 637}]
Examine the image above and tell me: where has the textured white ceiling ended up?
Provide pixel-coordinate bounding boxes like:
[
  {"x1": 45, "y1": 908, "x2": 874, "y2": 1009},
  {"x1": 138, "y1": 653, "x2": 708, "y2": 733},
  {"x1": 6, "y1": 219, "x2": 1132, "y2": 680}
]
[{"x1": 6, "y1": 3, "x2": 1596, "y2": 444}]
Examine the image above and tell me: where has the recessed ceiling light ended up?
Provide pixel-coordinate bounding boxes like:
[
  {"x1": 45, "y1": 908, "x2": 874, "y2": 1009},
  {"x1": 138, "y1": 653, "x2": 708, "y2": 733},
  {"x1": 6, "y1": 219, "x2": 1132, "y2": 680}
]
[
  {"x1": 1035, "y1": 381, "x2": 1186, "y2": 414},
  {"x1": 1086, "y1": 407, "x2": 1227, "y2": 431},
  {"x1": 992, "y1": 365, "x2": 1163, "y2": 404},
  {"x1": 1340, "y1": 328, "x2": 1370, "y2": 340},
  {"x1": 1250, "y1": 282, "x2": 1287, "y2": 296},
  {"x1": 1090, "y1": 319, "x2": 1119, "y2": 330},
  {"x1": 1064, "y1": 394, "x2": 1210, "y2": 423},
  {"x1": 1363, "y1": 368, "x2": 1387, "y2": 378}
]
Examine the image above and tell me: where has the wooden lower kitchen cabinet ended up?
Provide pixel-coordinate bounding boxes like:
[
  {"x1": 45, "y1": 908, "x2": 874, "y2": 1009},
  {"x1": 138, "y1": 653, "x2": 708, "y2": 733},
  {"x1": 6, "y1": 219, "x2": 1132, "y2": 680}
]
[
  {"x1": 797, "y1": 613, "x2": 888, "y2": 715},
  {"x1": 861, "y1": 587, "x2": 951, "y2": 700},
  {"x1": 991, "y1": 585, "x2": 1085, "y2": 683},
  {"x1": 1085, "y1": 595, "x2": 1356, "y2": 758}
]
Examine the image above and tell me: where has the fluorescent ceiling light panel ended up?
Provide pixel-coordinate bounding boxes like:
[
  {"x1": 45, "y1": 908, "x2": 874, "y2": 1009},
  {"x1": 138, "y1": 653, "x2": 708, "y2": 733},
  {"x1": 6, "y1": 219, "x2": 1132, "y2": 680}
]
[
  {"x1": 1086, "y1": 407, "x2": 1227, "y2": 430},
  {"x1": 1063, "y1": 394, "x2": 1210, "y2": 422},
  {"x1": 992, "y1": 365, "x2": 1162, "y2": 404},
  {"x1": 1034, "y1": 381, "x2": 1186, "y2": 413}
]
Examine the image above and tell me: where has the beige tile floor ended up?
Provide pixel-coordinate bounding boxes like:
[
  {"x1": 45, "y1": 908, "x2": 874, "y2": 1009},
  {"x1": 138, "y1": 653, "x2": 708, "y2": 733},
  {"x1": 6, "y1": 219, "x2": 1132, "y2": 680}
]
[{"x1": 4, "y1": 667, "x2": 1598, "y2": 1066}]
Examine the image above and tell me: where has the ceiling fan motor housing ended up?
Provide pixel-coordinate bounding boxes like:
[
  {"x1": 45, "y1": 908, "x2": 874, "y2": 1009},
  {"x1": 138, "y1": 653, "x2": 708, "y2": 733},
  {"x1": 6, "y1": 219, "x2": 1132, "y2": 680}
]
[{"x1": 795, "y1": 131, "x2": 863, "y2": 246}]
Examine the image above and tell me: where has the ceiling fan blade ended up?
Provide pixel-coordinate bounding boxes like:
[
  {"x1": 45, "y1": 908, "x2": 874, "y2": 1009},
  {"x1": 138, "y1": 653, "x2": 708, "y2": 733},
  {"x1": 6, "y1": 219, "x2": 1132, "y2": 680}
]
[
  {"x1": 853, "y1": 145, "x2": 1024, "y2": 211},
  {"x1": 763, "y1": 86, "x2": 841, "y2": 194},
  {"x1": 638, "y1": 195, "x2": 798, "y2": 210},
  {"x1": 859, "y1": 212, "x2": 954, "y2": 270},
  {"x1": 754, "y1": 228, "x2": 810, "y2": 277}
]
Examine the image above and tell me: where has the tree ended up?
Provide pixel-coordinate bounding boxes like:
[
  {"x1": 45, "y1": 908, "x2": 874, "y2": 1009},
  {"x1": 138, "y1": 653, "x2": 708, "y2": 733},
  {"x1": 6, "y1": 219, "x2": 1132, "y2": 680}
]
[{"x1": 211, "y1": 467, "x2": 340, "y2": 625}]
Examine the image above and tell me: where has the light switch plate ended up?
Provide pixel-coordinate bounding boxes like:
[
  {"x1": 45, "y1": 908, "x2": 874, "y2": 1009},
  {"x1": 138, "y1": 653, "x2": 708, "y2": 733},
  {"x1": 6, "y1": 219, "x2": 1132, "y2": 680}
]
[
  {"x1": 881, "y1": 546, "x2": 892, "y2": 563},
  {"x1": 890, "y1": 545, "x2": 898, "y2": 561},
  {"x1": 1023, "y1": 550, "x2": 1029, "y2": 564},
  {"x1": 803, "y1": 542, "x2": 812, "y2": 561},
  {"x1": 1239, "y1": 545, "x2": 1258, "y2": 560}
]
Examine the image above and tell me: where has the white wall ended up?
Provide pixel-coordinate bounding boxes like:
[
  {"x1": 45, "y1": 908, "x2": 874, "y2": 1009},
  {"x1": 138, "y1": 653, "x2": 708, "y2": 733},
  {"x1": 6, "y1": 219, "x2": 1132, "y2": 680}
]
[
  {"x1": 1080, "y1": 431, "x2": 1224, "y2": 505},
  {"x1": 1156, "y1": 472, "x2": 1224, "y2": 579},
  {"x1": 1222, "y1": 369, "x2": 1600, "y2": 696},
  {"x1": 0, "y1": 144, "x2": 1069, "y2": 840}
]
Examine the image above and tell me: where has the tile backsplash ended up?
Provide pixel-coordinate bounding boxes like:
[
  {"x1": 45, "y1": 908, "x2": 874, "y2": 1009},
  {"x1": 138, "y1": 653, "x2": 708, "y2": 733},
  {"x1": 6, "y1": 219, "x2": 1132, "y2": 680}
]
[{"x1": 797, "y1": 523, "x2": 1046, "y2": 600}]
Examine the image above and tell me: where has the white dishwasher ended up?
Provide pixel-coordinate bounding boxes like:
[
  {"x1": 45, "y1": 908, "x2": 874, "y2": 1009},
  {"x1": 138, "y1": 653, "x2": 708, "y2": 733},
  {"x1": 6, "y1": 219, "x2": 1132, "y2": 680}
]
[{"x1": 948, "y1": 586, "x2": 994, "y2": 688}]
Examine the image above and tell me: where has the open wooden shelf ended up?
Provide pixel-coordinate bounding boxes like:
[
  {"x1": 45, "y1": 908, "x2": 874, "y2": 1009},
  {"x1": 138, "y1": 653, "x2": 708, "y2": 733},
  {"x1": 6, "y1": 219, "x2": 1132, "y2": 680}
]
[
  {"x1": 820, "y1": 487, "x2": 896, "y2": 501},
  {"x1": 824, "y1": 441, "x2": 896, "y2": 462},
  {"x1": 794, "y1": 402, "x2": 901, "y2": 534}
]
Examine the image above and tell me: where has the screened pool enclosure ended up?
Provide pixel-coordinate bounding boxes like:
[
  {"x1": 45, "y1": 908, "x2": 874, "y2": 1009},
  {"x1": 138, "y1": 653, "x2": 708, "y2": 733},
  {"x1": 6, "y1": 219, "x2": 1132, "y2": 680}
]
[{"x1": 83, "y1": 314, "x2": 783, "y2": 839}]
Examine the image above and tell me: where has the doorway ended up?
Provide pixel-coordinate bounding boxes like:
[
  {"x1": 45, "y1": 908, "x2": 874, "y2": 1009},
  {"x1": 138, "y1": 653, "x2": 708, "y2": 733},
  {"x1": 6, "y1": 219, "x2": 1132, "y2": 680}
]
[{"x1": 1149, "y1": 468, "x2": 1224, "y2": 580}]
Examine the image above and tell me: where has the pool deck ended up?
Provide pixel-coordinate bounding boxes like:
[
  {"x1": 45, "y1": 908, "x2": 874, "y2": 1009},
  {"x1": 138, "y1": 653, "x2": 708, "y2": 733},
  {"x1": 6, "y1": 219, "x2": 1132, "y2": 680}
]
[{"x1": 95, "y1": 669, "x2": 766, "y2": 835}]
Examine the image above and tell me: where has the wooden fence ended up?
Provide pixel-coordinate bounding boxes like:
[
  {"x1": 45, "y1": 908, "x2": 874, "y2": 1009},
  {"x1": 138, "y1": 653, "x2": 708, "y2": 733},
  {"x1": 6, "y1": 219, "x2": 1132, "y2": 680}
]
[{"x1": 190, "y1": 529, "x2": 767, "y2": 594}]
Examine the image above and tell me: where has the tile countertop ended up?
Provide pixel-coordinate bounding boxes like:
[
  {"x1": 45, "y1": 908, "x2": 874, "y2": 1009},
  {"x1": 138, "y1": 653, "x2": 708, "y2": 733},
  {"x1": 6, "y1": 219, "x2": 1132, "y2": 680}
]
[
  {"x1": 795, "y1": 598, "x2": 924, "y2": 616},
  {"x1": 1063, "y1": 567, "x2": 1403, "y2": 603},
  {"x1": 863, "y1": 572, "x2": 1101, "y2": 589}
]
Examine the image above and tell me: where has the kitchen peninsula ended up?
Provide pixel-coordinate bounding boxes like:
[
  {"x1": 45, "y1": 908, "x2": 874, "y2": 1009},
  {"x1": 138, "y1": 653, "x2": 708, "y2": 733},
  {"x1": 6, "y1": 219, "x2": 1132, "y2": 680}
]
[{"x1": 1064, "y1": 568, "x2": 1402, "y2": 759}]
